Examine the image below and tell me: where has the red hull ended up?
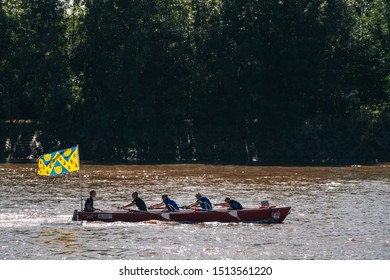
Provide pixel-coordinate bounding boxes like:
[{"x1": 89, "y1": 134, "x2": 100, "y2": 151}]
[{"x1": 73, "y1": 207, "x2": 291, "y2": 224}]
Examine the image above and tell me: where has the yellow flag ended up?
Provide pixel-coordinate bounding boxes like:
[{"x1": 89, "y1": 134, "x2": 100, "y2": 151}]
[{"x1": 37, "y1": 146, "x2": 80, "y2": 176}]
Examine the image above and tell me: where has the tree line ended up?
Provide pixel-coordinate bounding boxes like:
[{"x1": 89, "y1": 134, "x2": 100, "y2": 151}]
[{"x1": 1, "y1": 0, "x2": 389, "y2": 164}]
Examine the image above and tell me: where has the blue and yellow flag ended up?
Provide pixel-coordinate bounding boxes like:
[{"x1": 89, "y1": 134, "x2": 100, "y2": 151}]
[{"x1": 37, "y1": 146, "x2": 80, "y2": 176}]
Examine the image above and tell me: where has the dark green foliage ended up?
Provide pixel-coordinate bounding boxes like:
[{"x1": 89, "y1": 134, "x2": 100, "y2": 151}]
[{"x1": 1, "y1": 0, "x2": 389, "y2": 164}]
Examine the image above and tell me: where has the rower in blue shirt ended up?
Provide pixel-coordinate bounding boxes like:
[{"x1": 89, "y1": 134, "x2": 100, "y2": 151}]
[
  {"x1": 188, "y1": 193, "x2": 213, "y2": 210},
  {"x1": 149, "y1": 194, "x2": 179, "y2": 212}
]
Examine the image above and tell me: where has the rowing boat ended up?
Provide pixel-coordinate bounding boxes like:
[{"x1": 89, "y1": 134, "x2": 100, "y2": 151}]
[{"x1": 72, "y1": 206, "x2": 291, "y2": 223}]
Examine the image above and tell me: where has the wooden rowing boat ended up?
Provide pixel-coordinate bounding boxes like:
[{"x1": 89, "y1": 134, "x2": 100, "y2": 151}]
[{"x1": 72, "y1": 206, "x2": 291, "y2": 223}]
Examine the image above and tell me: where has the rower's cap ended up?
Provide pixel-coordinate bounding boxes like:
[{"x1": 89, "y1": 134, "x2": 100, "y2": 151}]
[
  {"x1": 224, "y1": 197, "x2": 230, "y2": 202},
  {"x1": 195, "y1": 193, "x2": 201, "y2": 197}
]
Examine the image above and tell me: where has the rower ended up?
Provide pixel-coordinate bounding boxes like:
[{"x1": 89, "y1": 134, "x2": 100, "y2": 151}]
[
  {"x1": 188, "y1": 193, "x2": 213, "y2": 210},
  {"x1": 149, "y1": 194, "x2": 179, "y2": 212},
  {"x1": 120, "y1": 192, "x2": 147, "y2": 211},
  {"x1": 214, "y1": 197, "x2": 243, "y2": 210}
]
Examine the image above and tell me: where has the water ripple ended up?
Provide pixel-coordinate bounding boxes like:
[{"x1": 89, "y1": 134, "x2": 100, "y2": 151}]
[{"x1": 1, "y1": 163, "x2": 390, "y2": 260}]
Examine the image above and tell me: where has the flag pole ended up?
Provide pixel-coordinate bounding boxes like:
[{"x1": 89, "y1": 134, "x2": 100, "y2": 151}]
[
  {"x1": 79, "y1": 170, "x2": 83, "y2": 211},
  {"x1": 77, "y1": 145, "x2": 83, "y2": 211}
]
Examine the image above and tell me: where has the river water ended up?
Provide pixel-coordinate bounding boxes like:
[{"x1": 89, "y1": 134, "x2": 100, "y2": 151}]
[{"x1": 0, "y1": 163, "x2": 389, "y2": 260}]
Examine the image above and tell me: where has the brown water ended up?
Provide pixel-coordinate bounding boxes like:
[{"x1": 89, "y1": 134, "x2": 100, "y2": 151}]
[{"x1": 0, "y1": 163, "x2": 389, "y2": 260}]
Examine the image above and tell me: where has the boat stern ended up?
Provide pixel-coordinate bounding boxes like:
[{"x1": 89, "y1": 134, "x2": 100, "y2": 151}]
[{"x1": 72, "y1": 209, "x2": 79, "y2": 221}]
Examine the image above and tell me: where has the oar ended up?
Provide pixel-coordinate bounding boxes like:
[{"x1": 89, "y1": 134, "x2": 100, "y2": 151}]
[
  {"x1": 129, "y1": 209, "x2": 152, "y2": 214},
  {"x1": 117, "y1": 206, "x2": 156, "y2": 214},
  {"x1": 117, "y1": 206, "x2": 172, "y2": 220},
  {"x1": 117, "y1": 206, "x2": 152, "y2": 213},
  {"x1": 186, "y1": 207, "x2": 219, "y2": 213}
]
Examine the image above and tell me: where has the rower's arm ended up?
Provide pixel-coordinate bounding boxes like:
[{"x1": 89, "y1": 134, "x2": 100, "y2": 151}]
[
  {"x1": 121, "y1": 201, "x2": 135, "y2": 208},
  {"x1": 214, "y1": 202, "x2": 229, "y2": 207},
  {"x1": 188, "y1": 201, "x2": 200, "y2": 208},
  {"x1": 149, "y1": 202, "x2": 164, "y2": 209},
  {"x1": 86, "y1": 205, "x2": 94, "y2": 211}
]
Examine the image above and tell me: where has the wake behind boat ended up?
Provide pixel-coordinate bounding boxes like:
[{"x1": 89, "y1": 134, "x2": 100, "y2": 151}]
[{"x1": 72, "y1": 206, "x2": 291, "y2": 224}]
